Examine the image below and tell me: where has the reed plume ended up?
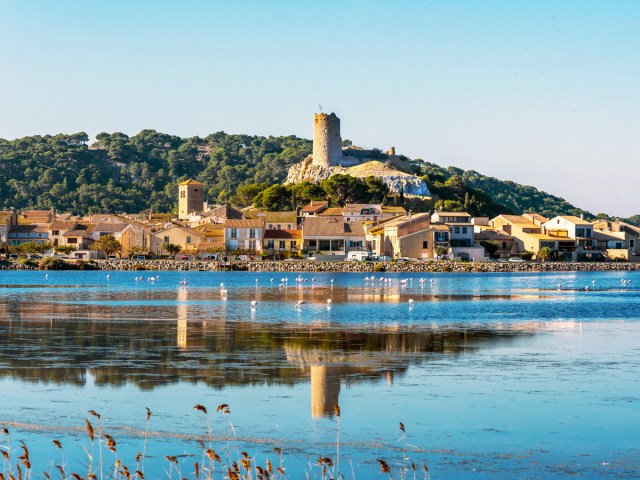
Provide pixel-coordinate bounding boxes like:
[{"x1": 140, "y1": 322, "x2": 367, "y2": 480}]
[
  {"x1": 141, "y1": 407, "x2": 151, "y2": 475},
  {"x1": 377, "y1": 459, "x2": 393, "y2": 479}
]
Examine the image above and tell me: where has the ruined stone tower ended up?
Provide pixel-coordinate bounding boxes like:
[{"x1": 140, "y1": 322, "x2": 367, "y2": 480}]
[{"x1": 312, "y1": 112, "x2": 342, "y2": 167}]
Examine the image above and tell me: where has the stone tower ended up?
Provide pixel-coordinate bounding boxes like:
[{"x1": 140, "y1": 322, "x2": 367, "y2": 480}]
[
  {"x1": 178, "y1": 179, "x2": 204, "y2": 219},
  {"x1": 312, "y1": 112, "x2": 342, "y2": 167}
]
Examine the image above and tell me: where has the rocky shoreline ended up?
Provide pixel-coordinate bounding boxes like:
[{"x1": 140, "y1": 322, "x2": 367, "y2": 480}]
[{"x1": 3, "y1": 259, "x2": 639, "y2": 273}]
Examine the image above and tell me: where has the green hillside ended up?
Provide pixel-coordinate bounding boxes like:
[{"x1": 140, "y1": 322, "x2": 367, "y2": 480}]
[{"x1": 0, "y1": 130, "x2": 636, "y2": 224}]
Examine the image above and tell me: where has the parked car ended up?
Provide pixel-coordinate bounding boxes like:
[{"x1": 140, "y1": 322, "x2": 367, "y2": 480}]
[
  {"x1": 107, "y1": 255, "x2": 118, "y2": 260},
  {"x1": 508, "y1": 257, "x2": 524, "y2": 263},
  {"x1": 9, "y1": 253, "x2": 19, "y2": 259},
  {"x1": 134, "y1": 255, "x2": 146, "y2": 261},
  {"x1": 180, "y1": 255, "x2": 189, "y2": 260}
]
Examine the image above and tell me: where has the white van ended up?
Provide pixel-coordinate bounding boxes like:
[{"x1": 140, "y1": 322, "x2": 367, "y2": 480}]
[{"x1": 346, "y1": 251, "x2": 372, "y2": 261}]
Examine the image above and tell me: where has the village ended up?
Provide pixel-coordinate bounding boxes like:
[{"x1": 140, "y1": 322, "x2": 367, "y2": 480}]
[{"x1": 1, "y1": 177, "x2": 639, "y2": 265}]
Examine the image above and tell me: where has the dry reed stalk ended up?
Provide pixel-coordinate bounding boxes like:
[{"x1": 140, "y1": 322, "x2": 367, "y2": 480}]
[
  {"x1": 141, "y1": 407, "x2": 151, "y2": 475},
  {"x1": 88, "y1": 410, "x2": 102, "y2": 480},
  {"x1": 399, "y1": 422, "x2": 406, "y2": 480},
  {"x1": 334, "y1": 403, "x2": 341, "y2": 479}
]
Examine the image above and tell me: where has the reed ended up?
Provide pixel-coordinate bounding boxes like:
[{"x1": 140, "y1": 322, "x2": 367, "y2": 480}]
[{"x1": 1, "y1": 405, "x2": 432, "y2": 480}]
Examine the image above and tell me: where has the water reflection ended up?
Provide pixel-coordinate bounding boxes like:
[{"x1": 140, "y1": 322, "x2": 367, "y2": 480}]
[{"x1": 0, "y1": 294, "x2": 562, "y2": 418}]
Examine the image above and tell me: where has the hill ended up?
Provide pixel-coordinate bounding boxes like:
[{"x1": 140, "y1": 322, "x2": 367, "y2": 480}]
[{"x1": 0, "y1": 130, "x2": 637, "y2": 225}]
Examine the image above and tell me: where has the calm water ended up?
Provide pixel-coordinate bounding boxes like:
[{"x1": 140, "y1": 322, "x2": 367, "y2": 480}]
[{"x1": 0, "y1": 270, "x2": 639, "y2": 479}]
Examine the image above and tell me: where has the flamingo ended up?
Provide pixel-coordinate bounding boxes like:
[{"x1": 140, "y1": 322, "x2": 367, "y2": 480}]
[{"x1": 408, "y1": 299, "x2": 414, "y2": 310}]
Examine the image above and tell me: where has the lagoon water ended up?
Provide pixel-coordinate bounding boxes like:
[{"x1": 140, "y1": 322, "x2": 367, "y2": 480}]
[{"x1": 1, "y1": 270, "x2": 639, "y2": 479}]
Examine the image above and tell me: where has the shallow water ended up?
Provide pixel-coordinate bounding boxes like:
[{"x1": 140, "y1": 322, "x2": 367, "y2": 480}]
[{"x1": 0, "y1": 270, "x2": 639, "y2": 479}]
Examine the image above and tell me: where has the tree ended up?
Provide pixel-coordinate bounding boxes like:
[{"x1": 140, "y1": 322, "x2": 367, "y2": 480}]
[
  {"x1": 162, "y1": 242, "x2": 182, "y2": 257},
  {"x1": 320, "y1": 174, "x2": 368, "y2": 206},
  {"x1": 435, "y1": 246, "x2": 449, "y2": 258},
  {"x1": 537, "y1": 246, "x2": 552, "y2": 262},
  {"x1": 91, "y1": 235, "x2": 123, "y2": 257},
  {"x1": 55, "y1": 244, "x2": 77, "y2": 255},
  {"x1": 254, "y1": 184, "x2": 293, "y2": 211},
  {"x1": 230, "y1": 183, "x2": 270, "y2": 207},
  {"x1": 480, "y1": 240, "x2": 499, "y2": 258},
  {"x1": 364, "y1": 176, "x2": 389, "y2": 203}
]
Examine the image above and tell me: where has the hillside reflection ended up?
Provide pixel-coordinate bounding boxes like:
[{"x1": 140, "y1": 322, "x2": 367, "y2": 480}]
[{"x1": 0, "y1": 290, "x2": 566, "y2": 417}]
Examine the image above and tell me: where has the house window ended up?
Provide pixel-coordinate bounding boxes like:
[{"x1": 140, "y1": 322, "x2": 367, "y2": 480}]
[
  {"x1": 631, "y1": 239, "x2": 635, "y2": 248},
  {"x1": 462, "y1": 227, "x2": 468, "y2": 234},
  {"x1": 454, "y1": 227, "x2": 460, "y2": 234},
  {"x1": 186, "y1": 236, "x2": 192, "y2": 244},
  {"x1": 180, "y1": 191, "x2": 185, "y2": 198},
  {"x1": 279, "y1": 240, "x2": 286, "y2": 249},
  {"x1": 52, "y1": 230, "x2": 59, "y2": 235},
  {"x1": 68, "y1": 238, "x2": 77, "y2": 244},
  {"x1": 267, "y1": 240, "x2": 274, "y2": 249},
  {"x1": 319, "y1": 240, "x2": 330, "y2": 250},
  {"x1": 309, "y1": 240, "x2": 317, "y2": 248},
  {"x1": 164, "y1": 236, "x2": 170, "y2": 243},
  {"x1": 268, "y1": 224, "x2": 273, "y2": 229},
  {"x1": 229, "y1": 229, "x2": 238, "y2": 239},
  {"x1": 502, "y1": 242, "x2": 507, "y2": 248},
  {"x1": 277, "y1": 224, "x2": 281, "y2": 230},
  {"x1": 422, "y1": 241, "x2": 428, "y2": 249},
  {"x1": 248, "y1": 229, "x2": 256, "y2": 239}
]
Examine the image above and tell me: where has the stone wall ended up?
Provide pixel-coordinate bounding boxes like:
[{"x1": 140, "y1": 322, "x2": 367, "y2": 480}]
[{"x1": 3, "y1": 258, "x2": 639, "y2": 273}]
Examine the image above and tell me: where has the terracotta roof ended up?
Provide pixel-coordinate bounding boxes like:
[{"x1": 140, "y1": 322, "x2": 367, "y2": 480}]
[
  {"x1": 343, "y1": 222, "x2": 365, "y2": 236},
  {"x1": 179, "y1": 179, "x2": 204, "y2": 186},
  {"x1": 383, "y1": 212, "x2": 430, "y2": 228},
  {"x1": 302, "y1": 218, "x2": 365, "y2": 237},
  {"x1": 204, "y1": 204, "x2": 243, "y2": 220},
  {"x1": 318, "y1": 207, "x2": 344, "y2": 216},
  {"x1": 224, "y1": 219, "x2": 264, "y2": 228},
  {"x1": 49, "y1": 220, "x2": 78, "y2": 231},
  {"x1": 302, "y1": 218, "x2": 344, "y2": 237},
  {"x1": 193, "y1": 224, "x2": 224, "y2": 233},
  {"x1": 474, "y1": 230, "x2": 512, "y2": 241},
  {"x1": 495, "y1": 215, "x2": 528, "y2": 224},
  {"x1": 262, "y1": 211, "x2": 298, "y2": 224},
  {"x1": 300, "y1": 200, "x2": 328, "y2": 213},
  {"x1": 381, "y1": 206, "x2": 407, "y2": 213},
  {"x1": 93, "y1": 223, "x2": 130, "y2": 233},
  {"x1": 434, "y1": 211, "x2": 471, "y2": 217},
  {"x1": 264, "y1": 229, "x2": 302, "y2": 239}
]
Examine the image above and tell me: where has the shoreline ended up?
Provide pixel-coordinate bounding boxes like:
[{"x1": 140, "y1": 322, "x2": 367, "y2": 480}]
[{"x1": 3, "y1": 259, "x2": 640, "y2": 273}]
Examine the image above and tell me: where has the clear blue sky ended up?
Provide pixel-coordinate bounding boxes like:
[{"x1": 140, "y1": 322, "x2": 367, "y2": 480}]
[{"x1": 1, "y1": 0, "x2": 638, "y2": 217}]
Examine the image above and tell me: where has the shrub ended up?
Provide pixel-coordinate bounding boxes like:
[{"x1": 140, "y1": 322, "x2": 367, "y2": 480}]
[
  {"x1": 39, "y1": 257, "x2": 69, "y2": 270},
  {"x1": 373, "y1": 263, "x2": 386, "y2": 272}
]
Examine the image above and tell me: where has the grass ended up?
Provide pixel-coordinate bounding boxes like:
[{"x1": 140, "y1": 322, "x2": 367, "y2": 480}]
[{"x1": 0, "y1": 404, "x2": 430, "y2": 480}]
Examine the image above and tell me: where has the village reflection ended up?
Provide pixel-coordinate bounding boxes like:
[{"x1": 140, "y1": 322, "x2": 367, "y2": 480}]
[{"x1": 0, "y1": 293, "x2": 579, "y2": 417}]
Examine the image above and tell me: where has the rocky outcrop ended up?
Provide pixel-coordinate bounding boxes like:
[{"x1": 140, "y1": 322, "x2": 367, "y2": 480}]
[{"x1": 285, "y1": 159, "x2": 430, "y2": 197}]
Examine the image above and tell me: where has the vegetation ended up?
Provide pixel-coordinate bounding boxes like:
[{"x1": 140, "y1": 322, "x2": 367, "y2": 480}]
[
  {"x1": 0, "y1": 404, "x2": 429, "y2": 480},
  {"x1": 0, "y1": 130, "x2": 311, "y2": 215},
  {"x1": 1, "y1": 130, "x2": 636, "y2": 222},
  {"x1": 91, "y1": 235, "x2": 122, "y2": 257}
]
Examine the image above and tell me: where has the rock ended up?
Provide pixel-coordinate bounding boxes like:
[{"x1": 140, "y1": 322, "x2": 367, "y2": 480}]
[{"x1": 285, "y1": 159, "x2": 430, "y2": 197}]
